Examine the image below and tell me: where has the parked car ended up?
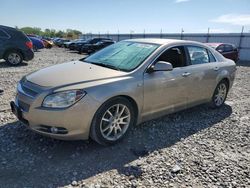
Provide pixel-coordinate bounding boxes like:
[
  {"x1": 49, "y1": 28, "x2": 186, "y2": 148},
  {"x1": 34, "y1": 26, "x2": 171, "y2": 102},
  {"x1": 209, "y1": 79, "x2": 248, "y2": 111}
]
[
  {"x1": 64, "y1": 39, "x2": 85, "y2": 49},
  {"x1": 0, "y1": 25, "x2": 34, "y2": 65},
  {"x1": 75, "y1": 38, "x2": 112, "y2": 53},
  {"x1": 10, "y1": 39, "x2": 236, "y2": 145},
  {"x1": 42, "y1": 39, "x2": 53, "y2": 49},
  {"x1": 55, "y1": 39, "x2": 70, "y2": 47},
  {"x1": 29, "y1": 37, "x2": 45, "y2": 51},
  {"x1": 27, "y1": 34, "x2": 53, "y2": 49},
  {"x1": 81, "y1": 40, "x2": 115, "y2": 54},
  {"x1": 205, "y1": 43, "x2": 239, "y2": 62},
  {"x1": 64, "y1": 39, "x2": 78, "y2": 48}
]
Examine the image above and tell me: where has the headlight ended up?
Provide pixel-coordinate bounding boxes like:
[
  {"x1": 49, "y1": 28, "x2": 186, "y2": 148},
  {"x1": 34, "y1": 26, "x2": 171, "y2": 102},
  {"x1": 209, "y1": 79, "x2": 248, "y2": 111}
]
[{"x1": 42, "y1": 90, "x2": 86, "y2": 108}]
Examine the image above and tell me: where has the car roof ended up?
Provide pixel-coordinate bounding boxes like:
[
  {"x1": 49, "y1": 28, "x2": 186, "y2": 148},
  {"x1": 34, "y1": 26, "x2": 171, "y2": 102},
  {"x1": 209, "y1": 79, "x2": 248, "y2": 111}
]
[
  {"x1": 0, "y1": 25, "x2": 17, "y2": 31},
  {"x1": 205, "y1": 43, "x2": 223, "y2": 47},
  {"x1": 0, "y1": 25, "x2": 22, "y2": 35},
  {"x1": 124, "y1": 38, "x2": 203, "y2": 46}
]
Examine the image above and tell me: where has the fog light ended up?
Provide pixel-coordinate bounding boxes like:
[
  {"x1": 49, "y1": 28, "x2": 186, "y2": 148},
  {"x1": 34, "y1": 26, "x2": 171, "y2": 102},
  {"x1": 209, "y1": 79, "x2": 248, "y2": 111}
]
[{"x1": 50, "y1": 127, "x2": 58, "y2": 134}]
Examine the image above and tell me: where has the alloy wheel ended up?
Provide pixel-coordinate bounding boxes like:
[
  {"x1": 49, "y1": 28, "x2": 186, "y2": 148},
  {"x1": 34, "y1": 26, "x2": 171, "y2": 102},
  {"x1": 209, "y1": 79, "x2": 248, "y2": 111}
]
[
  {"x1": 100, "y1": 104, "x2": 131, "y2": 141},
  {"x1": 7, "y1": 53, "x2": 21, "y2": 65},
  {"x1": 214, "y1": 83, "x2": 227, "y2": 106}
]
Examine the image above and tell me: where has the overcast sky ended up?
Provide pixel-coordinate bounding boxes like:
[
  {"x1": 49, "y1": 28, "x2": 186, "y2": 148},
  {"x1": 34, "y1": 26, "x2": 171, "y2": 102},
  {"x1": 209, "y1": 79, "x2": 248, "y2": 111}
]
[{"x1": 1, "y1": 0, "x2": 250, "y2": 33}]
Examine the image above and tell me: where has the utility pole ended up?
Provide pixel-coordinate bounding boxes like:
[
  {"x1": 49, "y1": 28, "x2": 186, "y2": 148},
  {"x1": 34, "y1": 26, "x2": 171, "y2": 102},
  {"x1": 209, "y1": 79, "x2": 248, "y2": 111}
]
[
  {"x1": 238, "y1": 26, "x2": 244, "y2": 58},
  {"x1": 117, "y1": 29, "x2": 120, "y2": 41},
  {"x1": 180, "y1": 28, "x2": 184, "y2": 40},
  {"x1": 206, "y1": 27, "x2": 210, "y2": 42}
]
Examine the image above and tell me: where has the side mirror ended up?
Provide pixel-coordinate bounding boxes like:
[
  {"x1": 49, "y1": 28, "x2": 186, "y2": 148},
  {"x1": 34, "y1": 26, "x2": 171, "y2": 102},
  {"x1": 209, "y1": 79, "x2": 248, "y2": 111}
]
[
  {"x1": 217, "y1": 49, "x2": 223, "y2": 53},
  {"x1": 147, "y1": 61, "x2": 173, "y2": 73}
]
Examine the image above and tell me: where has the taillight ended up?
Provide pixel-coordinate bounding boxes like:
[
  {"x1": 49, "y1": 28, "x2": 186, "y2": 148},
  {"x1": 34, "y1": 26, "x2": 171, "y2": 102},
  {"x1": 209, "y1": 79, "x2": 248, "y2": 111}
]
[{"x1": 25, "y1": 41, "x2": 33, "y2": 49}]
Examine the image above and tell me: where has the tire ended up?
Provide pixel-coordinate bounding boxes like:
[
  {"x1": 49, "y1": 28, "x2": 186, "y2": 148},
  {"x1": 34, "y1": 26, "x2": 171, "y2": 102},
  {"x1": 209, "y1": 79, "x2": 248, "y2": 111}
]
[
  {"x1": 211, "y1": 80, "x2": 229, "y2": 108},
  {"x1": 90, "y1": 97, "x2": 136, "y2": 145},
  {"x1": 5, "y1": 50, "x2": 23, "y2": 66},
  {"x1": 33, "y1": 45, "x2": 38, "y2": 52}
]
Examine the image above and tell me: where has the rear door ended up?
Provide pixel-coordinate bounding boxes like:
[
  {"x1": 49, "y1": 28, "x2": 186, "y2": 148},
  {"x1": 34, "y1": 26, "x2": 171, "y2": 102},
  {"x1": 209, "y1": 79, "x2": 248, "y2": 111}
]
[{"x1": 184, "y1": 46, "x2": 219, "y2": 104}]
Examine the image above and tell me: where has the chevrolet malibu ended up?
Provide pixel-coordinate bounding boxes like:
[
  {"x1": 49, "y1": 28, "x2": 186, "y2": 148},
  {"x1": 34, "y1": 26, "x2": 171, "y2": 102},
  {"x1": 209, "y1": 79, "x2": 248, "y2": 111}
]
[{"x1": 10, "y1": 39, "x2": 236, "y2": 145}]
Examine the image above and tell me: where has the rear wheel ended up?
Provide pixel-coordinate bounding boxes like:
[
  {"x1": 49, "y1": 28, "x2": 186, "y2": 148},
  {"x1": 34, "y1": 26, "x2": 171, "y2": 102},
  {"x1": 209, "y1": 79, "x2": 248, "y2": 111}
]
[
  {"x1": 90, "y1": 97, "x2": 135, "y2": 145},
  {"x1": 33, "y1": 45, "x2": 38, "y2": 52},
  {"x1": 211, "y1": 80, "x2": 229, "y2": 108},
  {"x1": 5, "y1": 51, "x2": 23, "y2": 66}
]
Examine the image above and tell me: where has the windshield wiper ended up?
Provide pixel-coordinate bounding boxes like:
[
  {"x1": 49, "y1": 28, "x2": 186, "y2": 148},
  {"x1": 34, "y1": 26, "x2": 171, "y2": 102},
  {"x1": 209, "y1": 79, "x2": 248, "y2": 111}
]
[{"x1": 91, "y1": 62, "x2": 121, "y2": 71}]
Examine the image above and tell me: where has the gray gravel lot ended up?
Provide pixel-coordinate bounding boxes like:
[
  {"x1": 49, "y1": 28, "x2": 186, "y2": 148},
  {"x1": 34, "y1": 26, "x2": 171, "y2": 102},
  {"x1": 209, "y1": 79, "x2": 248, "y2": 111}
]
[{"x1": 0, "y1": 48, "x2": 249, "y2": 188}]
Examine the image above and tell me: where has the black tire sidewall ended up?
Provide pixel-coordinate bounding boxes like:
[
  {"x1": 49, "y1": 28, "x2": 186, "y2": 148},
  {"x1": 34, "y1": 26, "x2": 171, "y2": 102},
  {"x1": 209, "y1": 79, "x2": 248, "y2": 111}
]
[
  {"x1": 5, "y1": 50, "x2": 23, "y2": 66},
  {"x1": 90, "y1": 97, "x2": 135, "y2": 145},
  {"x1": 33, "y1": 45, "x2": 38, "y2": 52},
  {"x1": 211, "y1": 80, "x2": 229, "y2": 108}
]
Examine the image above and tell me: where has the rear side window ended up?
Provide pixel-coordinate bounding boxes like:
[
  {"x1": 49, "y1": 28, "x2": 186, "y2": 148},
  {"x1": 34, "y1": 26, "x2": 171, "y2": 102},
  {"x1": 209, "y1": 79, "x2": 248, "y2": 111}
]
[
  {"x1": 187, "y1": 46, "x2": 209, "y2": 65},
  {"x1": 224, "y1": 44, "x2": 233, "y2": 52},
  {"x1": 216, "y1": 45, "x2": 224, "y2": 52},
  {"x1": 0, "y1": 29, "x2": 9, "y2": 38},
  {"x1": 208, "y1": 50, "x2": 216, "y2": 62}
]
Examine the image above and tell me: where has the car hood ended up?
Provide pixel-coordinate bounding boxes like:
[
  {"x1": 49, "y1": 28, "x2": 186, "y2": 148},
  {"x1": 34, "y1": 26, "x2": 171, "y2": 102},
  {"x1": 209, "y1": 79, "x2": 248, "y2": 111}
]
[{"x1": 26, "y1": 61, "x2": 127, "y2": 87}]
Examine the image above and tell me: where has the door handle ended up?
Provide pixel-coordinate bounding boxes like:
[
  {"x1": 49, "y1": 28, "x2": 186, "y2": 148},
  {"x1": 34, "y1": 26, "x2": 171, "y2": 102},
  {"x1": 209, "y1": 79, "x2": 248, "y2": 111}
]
[
  {"x1": 182, "y1": 72, "x2": 191, "y2": 77},
  {"x1": 213, "y1": 67, "x2": 219, "y2": 71}
]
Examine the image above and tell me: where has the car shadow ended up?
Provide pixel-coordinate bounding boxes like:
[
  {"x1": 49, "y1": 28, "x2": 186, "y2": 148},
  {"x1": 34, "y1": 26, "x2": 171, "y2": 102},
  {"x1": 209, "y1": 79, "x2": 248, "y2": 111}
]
[
  {"x1": 0, "y1": 61, "x2": 28, "y2": 68},
  {"x1": 0, "y1": 104, "x2": 232, "y2": 187}
]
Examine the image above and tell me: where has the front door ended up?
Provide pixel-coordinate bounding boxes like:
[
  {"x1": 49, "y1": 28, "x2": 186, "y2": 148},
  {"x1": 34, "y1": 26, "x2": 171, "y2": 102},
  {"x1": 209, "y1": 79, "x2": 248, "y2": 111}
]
[{"x1": 142, "y1": 46, "x2": 190, "y2": 119}]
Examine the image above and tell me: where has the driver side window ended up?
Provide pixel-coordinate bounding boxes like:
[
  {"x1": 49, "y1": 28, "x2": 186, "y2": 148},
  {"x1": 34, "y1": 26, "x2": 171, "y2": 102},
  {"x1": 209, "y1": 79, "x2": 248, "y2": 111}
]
[
  {"x1": 187, "y1": 46, "x2": 209, "y2": 65},
  {"x1": 155, "y1": 46, "x2": 186, "y2": 68}
]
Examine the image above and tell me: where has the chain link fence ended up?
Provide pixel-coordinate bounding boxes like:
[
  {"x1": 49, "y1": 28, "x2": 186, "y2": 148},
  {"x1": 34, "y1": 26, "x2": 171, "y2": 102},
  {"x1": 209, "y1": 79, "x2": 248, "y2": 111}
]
[{"x1": 81, "y1": 32, "x2": 250, "y2": 61}]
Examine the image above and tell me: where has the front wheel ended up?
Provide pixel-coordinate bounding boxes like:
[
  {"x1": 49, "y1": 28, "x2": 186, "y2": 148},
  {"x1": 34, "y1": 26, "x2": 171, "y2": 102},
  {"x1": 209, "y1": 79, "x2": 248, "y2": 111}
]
[
  {"x1": 90, "y1": 97, "x2": 136, "y2": 145},
  {"x1": 211, "y1": 80, "x2": 229, "y2": 108}
]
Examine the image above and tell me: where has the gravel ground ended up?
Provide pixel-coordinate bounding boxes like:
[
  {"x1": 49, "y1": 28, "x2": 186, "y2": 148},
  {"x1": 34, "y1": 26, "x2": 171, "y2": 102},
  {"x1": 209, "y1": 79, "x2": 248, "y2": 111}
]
[{"x1": 0, "y1": 48, "x2": 249, "y2": 188}]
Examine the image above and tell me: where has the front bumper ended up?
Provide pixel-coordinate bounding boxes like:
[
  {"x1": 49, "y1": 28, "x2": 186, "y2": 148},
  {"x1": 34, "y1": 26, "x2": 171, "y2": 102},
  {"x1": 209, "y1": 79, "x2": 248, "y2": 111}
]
[{"x1": 11, "y1": 81, "x2": 100, "y2": 140}]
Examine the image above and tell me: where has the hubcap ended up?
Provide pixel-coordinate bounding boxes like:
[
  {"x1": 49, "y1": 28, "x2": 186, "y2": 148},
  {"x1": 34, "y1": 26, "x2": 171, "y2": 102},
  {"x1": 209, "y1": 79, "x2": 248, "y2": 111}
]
[
  {"x1": 100, "y1": 104, "x2": 131, "y2": 141},
  {"x1": 8, "y1": 53, "x2": 21, "y2": 64},
  {"x1": 214, "y1": 83, "x2": 227, "y2": 106}
]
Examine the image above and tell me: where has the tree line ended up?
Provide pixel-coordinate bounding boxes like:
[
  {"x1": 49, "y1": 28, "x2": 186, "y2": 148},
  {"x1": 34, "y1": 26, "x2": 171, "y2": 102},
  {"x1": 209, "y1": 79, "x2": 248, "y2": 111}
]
[{"x1": 17, "y1": 27, "x2": 82, "y2": 39}]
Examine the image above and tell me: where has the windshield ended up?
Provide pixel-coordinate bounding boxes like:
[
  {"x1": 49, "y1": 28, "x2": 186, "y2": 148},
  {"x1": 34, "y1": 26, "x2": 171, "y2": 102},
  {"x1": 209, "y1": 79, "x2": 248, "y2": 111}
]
[{"x1": 84, "y1": 41, "x2": 159, "y2": 72}]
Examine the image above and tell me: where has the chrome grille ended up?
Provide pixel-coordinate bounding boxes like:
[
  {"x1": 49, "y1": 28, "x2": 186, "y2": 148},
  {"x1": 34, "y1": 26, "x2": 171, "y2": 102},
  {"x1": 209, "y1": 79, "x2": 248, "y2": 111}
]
[
  {"x1": 21, "y1": 84, "x2": 38, "y2": 97},
  {"x1": 20, "y1": 78, "x2": 44, "y2": 98},
  {"x1": 18, "y1": 99, "x2": 30, "y2": 112},
  {"x1": 16, "y1": 78, "x2": 47, "y2": 112}
]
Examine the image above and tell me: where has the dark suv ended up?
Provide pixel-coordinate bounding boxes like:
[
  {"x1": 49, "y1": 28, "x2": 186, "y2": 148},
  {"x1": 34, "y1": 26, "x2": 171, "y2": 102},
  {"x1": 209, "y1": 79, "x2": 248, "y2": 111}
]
[
  {"x1": 75, "y1": 38, "x2": 112, "y2": 53},
  {"x1": 0, "y1": 25, "x2": 34, "y2": 65},
  {"x1": 81, "y1": 40, "x2": 115, "y2": 54}
]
